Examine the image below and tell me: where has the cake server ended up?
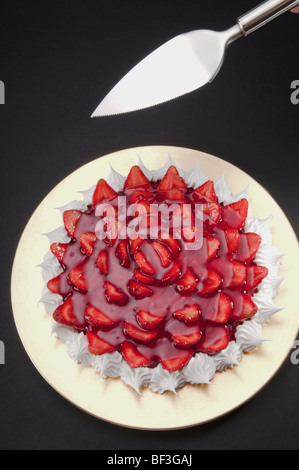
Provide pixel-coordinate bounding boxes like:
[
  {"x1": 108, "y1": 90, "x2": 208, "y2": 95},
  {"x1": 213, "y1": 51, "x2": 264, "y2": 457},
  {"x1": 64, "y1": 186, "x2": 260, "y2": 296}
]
[{"x1": 91, "y1": 0, "x2": 299, "y2": 117}]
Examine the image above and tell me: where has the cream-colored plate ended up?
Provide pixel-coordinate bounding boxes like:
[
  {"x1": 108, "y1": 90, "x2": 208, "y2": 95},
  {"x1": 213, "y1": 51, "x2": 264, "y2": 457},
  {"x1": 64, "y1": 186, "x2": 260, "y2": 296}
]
[{"x1": 11, "y1": 146, "x2": 299, "y2": 430}]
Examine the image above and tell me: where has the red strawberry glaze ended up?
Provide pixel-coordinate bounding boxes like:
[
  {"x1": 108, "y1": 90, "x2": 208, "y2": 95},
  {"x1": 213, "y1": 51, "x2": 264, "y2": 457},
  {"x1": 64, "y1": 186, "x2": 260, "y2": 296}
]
[{"x1": 49, "y1": 166, "x2": 268, "y2": 372}]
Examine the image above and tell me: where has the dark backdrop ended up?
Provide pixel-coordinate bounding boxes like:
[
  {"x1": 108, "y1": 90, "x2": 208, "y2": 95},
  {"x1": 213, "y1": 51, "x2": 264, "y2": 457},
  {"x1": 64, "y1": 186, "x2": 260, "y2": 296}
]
[{"x1": 1, "y1": 0, "x2": 299, "y2": 450}]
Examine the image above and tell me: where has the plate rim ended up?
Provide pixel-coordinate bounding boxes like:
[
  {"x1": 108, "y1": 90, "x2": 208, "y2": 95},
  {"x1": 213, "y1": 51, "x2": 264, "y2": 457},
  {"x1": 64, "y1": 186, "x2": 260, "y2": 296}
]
[{"x1": 10, "y1": 145, "x2": 299, "y2": 430}]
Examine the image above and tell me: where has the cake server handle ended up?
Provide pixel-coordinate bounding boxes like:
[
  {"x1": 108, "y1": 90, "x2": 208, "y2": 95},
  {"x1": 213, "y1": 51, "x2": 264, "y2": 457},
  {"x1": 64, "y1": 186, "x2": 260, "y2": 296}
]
[{"x1": 237, "y1": 0, "x2": 299, "y2": 36}]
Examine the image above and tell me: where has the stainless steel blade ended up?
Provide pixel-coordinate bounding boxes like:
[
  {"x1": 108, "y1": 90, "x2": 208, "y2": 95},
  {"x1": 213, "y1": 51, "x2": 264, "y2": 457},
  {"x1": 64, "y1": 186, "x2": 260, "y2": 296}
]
[
  {"x1": 91, "y1": 28, "x2": 239, "y2": 117},
  {"x1": 91, "y1": 0, "x2": 299, "y2": 117}
]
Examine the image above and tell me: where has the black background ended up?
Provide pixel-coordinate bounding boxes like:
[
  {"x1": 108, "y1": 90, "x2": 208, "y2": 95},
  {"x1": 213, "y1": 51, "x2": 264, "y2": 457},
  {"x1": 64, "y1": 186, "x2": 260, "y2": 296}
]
[{"x1": 1, "y1": 0, "x2": 299, "y2": 450}]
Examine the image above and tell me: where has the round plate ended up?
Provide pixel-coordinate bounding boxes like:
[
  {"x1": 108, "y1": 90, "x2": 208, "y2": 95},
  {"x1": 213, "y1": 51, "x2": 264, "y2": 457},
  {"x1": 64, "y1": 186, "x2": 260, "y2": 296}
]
[{"x1": 11, "y1": 146, "x2": 299, "y2": 430}]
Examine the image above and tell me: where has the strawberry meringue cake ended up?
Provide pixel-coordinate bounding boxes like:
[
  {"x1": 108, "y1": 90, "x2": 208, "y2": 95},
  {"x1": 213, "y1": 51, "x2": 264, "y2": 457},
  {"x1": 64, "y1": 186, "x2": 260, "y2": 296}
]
[{"x1": 39, "y1": 156, "x2": 283, "y2": 394}]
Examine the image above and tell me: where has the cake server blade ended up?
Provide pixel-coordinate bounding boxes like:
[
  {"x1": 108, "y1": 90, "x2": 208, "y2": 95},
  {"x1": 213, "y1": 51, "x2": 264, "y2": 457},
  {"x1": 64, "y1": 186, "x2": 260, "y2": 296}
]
[{"x1": 91, "y1": 0, "x2": 299, "y2": 117}]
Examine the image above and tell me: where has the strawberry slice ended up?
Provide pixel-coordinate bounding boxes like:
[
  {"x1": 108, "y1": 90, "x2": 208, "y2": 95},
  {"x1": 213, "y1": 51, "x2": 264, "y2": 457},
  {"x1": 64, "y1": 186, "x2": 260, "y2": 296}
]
[
  {"x1": 124, "y1": 322, "x2": 159, "y2": 342},
  {"x1": 159, "y1": 232, "x2": 181, "y2": 257},
  {"x1": 135, "y1": 251, "x2": 156, "y2": 275},
  {"x1": 202, "y1": 293, "x2": 232, "y2": 323},
  {"x1": 221, "y1": 199, "x2": 248, "y2": 230},
  {"x1": 104, "y1": 281, "x2": 129, "y2": 306},
  {"x1": 124, "y1": 166, "x2": 150, "y2": 190},
  {"x1": 115, "y1": 240, "x2": 131, "y2": 269},
  {"x1": 235, "y1": 233, "x2": 262, "y2": 263},
  {"x1": 127, "y1": 280, "x2": 153, "y2": 299},
  {"x1": 157, "y1": 166, "x2": 187, "y2": 191},
  {"x1": 229, "y1": 261, "x2": 246, "y2": 287},
  {"x1": 224, "y1": 228, "x2": 240, "y2": 253},
  {"x1": 133, "y1": 200, "x2": 153, "y2": 215},
  {"x1": 180, "y1": 216, "x2": 197, "y2": 243},
  {"x1": 193, "y1": 180, "x2": 217, "y2": 202},
  {"x1": 50, "y1": 242, "x2": 68, "y2": 262},
  {"x1": 173, "y1": 304, "x2": 200, "y2": 323},
  {"x1": 181, "y1": 225, "x2": 196, "y2": 243},
  {"x1": 129, "y1": 235, "x2": 144, "y2": 255},
  {"x1": 160, "y1": 262, "x2": 181, "y2": 285},
  {"x1": 85, "y1": 304, "x2": 117, "y2": 329},
  {"x1": 206, "y1": 236, "x2": 220, "y2": 259},
  {"x1": 208, "y1": 259, "x2": 245, "y2": 289},
  {"x1": 173, "y1": 203, "x2": 195, "y2": 226},
  {"x1": 229, "y1": 294, "x2": 258, "y2": 323},
  {"x1": 87, "y1": 331, "x2": 116, "y2": 355},
  {"x1": 151, "y1": 241, "x2": 172, "y2": 268},
  {"x1": 134, "y1": 269, "x2": 154, "y2": 285},
  {"x1": 53, "y1": 297, "x2": 85, "y2": 329},
  {"x1": 96, "y1": 250, "x2": 109, "y2": 275},
  {"x1": 47, "y1": 274, "x2": 62, "y2": 294},
  {"x1": 202, "y1": 202, "x2": 221, "y2": 223},
  {"x1": 121, "y1": 341, "x2": 152, "y2": 368},
  {"x1": 172, "y1": 329, "x2": 202, "y2": 348},
  {"x1": 102, "y1": 204, "x2": 118, "y2": 218},
  {"x1": 139, "y1": 215, "x2": 159, "y2": 232},
  {"x1": 197, "y1": 324, "x2": 229, "y2": 354},
  {"x1": 216, "y1": 293, "x2": 232, "y2": 323},
  {"x1": 68, "y1": 264, "x2": 87, "y2": 291},
  {"x1": 102, "y1": 217, "x2": 124, "y2": 247},
  {"x1": 176, "y1": 267, "x2": 198, "y2": 294},
  {"x1": 130, "y1": 190, "x2": 155, "y2": 203},
  {"x1": 200, "y1": 270, "x2": 222, "y2": 295},
  {"x1": 92, "y1": 179, "x2": 117, "y2": 208},
  {"x1": 79, "y1": 232, "x2": 97, "y2": 256},
  {"x1": 137, "y1": 310, "x2": 164, "y2": 330},
  {"x1": 246, "y1": 265, "x2": 268, "y2": 290},
  {"x1": 63, "y1": 210, "x2": 82, "y2": 238},
  {"x1": 164, "y1": 189, "x2": 186, "y2": 202},
  {"x1": 160, "y1": 350, "x2": 193, "y2": 372}
]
